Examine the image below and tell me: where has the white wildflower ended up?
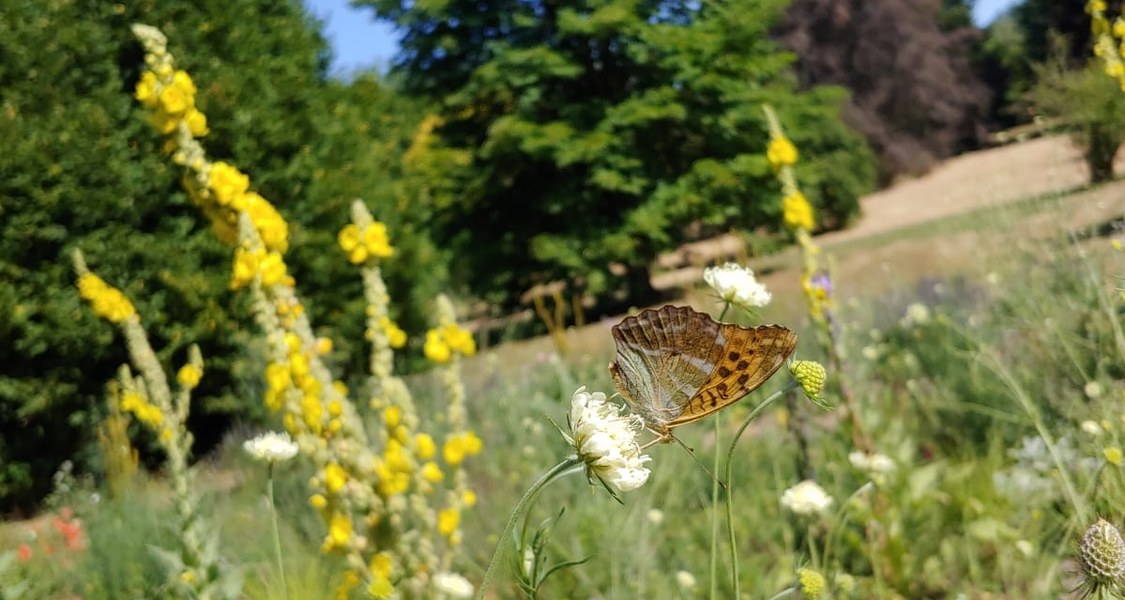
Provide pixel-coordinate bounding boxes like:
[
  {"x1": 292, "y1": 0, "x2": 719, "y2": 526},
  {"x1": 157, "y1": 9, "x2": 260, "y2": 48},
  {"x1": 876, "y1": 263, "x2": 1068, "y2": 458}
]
[
  {"x1": 901, "y1": 302, "x2": 930, "y2": 327},
  {"x1": 1085, "y1": 381, "x2": 1104, "y2": 400},
  {"x1": 647, "y1": 508, "x2": 664, "y2": 525},
  {"x1": 848, "y1": 451, "x2": 895, "y2": 474},
  {"x1": 675, "y1": 570, "x2": 697, "y2": 590},
  {"x1": 780, "y1": 480, "x2": 834, "y2": 515},
  {"x1": 432, "y1": 572, "x2": 474, "y2": 598},
  {"x1": 703, "y1": 263, "x2": 771, "y2": 310},
  {"x1": 564, "y1": 387, "x2": 651, "y2": 493},
  {"x1": 243, "y1": 431, "x2": 299, "y2": 464},
  {"x1": 1082, "y1": 420, "x2": 1105, "y2": 436}
]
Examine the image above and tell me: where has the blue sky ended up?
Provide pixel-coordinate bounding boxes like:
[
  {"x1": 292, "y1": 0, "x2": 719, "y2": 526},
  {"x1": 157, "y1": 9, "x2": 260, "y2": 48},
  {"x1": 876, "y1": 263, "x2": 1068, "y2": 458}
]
[{"x1": 304, "y1": 0, "x2": 1024, "y2": 76}]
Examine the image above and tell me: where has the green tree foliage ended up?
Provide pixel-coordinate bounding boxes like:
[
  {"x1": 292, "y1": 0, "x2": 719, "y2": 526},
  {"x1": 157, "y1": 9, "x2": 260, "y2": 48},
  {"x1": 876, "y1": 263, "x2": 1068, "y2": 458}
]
[
  {"x1": 363, "y1": 0, "x2": 876, "y2": 309},
  {"x1": 0, "y1": 0, "x2": 436, "y2": 509}
]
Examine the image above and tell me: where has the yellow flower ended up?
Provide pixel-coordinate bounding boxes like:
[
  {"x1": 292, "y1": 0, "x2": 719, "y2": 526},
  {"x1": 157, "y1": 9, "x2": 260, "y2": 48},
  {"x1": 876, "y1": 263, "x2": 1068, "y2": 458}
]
[
  {"x1": 462, "y1": 489, "x2": 477, "y2": 507},
  {"x1": 414, "y1": 433, "x2": 436, "y2": 460},
  {"x1": 230, "y1": 247, "x2": 261, "y2": 289},
  {"x1": 443, "y1": 436, "x2": 466, "y2": 467},
  {"x1": 442, "y1": 323, "x2": 477, "y2": 356},
  {"x1": 383, "y1": 405, "x2": 401, "y2": 429},
  {"x1": 177, "y1": 364, "x2": 202, "y2": 388},
  {"x1": 367, "y1": 574, "x2": 394, "y2": 600},
  {"x1": 361, "y1": 222, "x2": 394, "y2": 259},
  {"x1": 1106, "y1": 447, "x2": 1123, "y2": 466},
  {"x1": 184, "y1": 108, "x2": 208, "y2": 137},
  {"x1": 208, "y1": 162, "x2": 250, "y2": 206},
  {"x1": 327, "y1": 512, "x2": 352, "y2": 548},
  {"x1": 782, "y1": 191, "x2": 815, "y2": 231},
  {"x1": 381, "y1": 317, "x2": 407, "y2": 349},
  {"x1": 370, "y1": 552, "x2": 394, "y2": 579},
  {"x1": 158, "y1": 83, "x2": 191, "y2": 115},
  {"x1": 325, "y1": 463, "x2": 347, "y2": 494},
  {"x1": 265, "y1": 362, "x2": 290, "y2": 391},
  {"x1": 462, "y1": 431, "x2": 483, "y2": 455},
  {"x1": 424, "y1": 330, "x2": 452, "y2": 364},
  {"x1": 135, "y1": 71, "x2": 159, "y2": 108},
  {"x1": 421, "y1": 461, "x2": 444, "y2": 483},
  {"x1": 258, "y1": 251, "x2": 288, "y2": 287},
  {"x1": 767, "y1": 136, "x2": 798, "y2": 169},
  {"x1": 789, "y1": 360, "x2": 829, "y2": 405},
  {"x1": 315, "y1": 336, "x2": 333, "y2": 355},
  {"x1": 438, "y1": 508, "x2": 460, "y2": 537},
  {"x1": 327, "y1": 399, "x2": 343, "y2": 417},
  {"x1": 309, "y1": 494, "x2": 328, "y2": 509}
]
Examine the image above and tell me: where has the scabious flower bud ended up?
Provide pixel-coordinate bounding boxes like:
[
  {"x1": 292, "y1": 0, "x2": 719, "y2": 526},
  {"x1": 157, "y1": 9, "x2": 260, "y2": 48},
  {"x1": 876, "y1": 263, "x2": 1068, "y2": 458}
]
[
  {"x1": 789, "y1": 360, "x2": 828, "y2": 406},
  {"x1": 1079, "y1": 518, "x2": 1125, "y2": 598}
]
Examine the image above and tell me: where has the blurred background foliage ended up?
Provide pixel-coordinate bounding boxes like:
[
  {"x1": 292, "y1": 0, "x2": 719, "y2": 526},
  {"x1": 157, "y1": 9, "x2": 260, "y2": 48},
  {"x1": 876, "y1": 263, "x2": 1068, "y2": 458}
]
[{"x1": 1, "y1": 0, "x2": 1123, "y2": 511}]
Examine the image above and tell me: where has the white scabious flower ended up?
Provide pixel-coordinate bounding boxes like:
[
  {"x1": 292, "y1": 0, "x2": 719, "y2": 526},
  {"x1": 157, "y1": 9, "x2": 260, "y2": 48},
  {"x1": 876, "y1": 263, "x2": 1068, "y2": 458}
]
[
  {"x1": 848, "y1": 451, "x2": 895, "y2": 474},
  {"x1": 564, "y1": 387, "x2": 651, "y2": 493},
  {"x1": 780, "y1": 479, "x2": 834, "y2": 515},
  {"x1": 1082, "y1": 420, "x2": 1105, "y2": 436},
  {"x1": 432, "y1": 572, "x2": 474, "y2": 598},
  {"x1": 675, "y1": 570, "x2": 697, "y2": 590},
  {"x1": 647, "y1": 508, "x2": 664, "y2": 525},
  {"x1": 901, "y1": 302, "x2": 931, "y2": 327},
  {"x1": 243, "y1": 431, "x2": 299, "y2": 463},
  {"x1": 703, "y1": 263, "x2": 771, "y2": 310}
]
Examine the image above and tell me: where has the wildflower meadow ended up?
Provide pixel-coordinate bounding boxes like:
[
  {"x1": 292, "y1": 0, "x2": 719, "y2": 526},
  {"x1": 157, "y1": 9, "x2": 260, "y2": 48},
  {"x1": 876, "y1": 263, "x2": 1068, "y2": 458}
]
[{"x1": 4, "y1": 1, "x2": 1125, "y2": 599}]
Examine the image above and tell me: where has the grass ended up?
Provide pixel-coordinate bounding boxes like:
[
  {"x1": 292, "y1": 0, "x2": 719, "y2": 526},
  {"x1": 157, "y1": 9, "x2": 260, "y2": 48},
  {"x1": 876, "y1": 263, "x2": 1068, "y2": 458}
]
[{"x1": 5, "y1": 176, "x2": 1125, "y2": 599}]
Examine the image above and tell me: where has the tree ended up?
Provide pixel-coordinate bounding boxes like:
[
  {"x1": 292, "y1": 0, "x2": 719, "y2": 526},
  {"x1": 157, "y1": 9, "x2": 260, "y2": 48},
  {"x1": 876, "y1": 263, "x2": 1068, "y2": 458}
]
[
  {"x1": 0, "y1": 0, "x2": 434, "y2": 509},
  {"x1": 776, "y1": 0, "x2": 992, "y2": 180},
  {"x1": 362, "y1": 0, "x2": 875, "y2": 310}
]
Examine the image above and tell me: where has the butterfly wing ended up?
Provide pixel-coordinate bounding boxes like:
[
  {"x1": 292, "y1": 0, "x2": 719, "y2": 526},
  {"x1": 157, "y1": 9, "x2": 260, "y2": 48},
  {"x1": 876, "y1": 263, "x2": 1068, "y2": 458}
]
[
  {"x1": 610, "y1": 305, "x2": 730, "y2": 431},
  {"x1": 665, "y1": 322, "x2": 797, "y2": 428}
]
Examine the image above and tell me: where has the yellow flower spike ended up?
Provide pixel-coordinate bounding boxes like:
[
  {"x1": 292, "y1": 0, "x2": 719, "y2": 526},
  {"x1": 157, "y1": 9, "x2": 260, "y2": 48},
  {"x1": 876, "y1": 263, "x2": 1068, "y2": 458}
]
[
  {"x1": 767, "y1": 136, "x2": 799, "y2": 169},
  {"x1": 383, "y1": 405, "x2": 401, "y2": 429},
  {"x1": 438, "y1": 508, "x2": 460, "y2": 537},
  {"x1": 421, "y1": 461, "x2": 444, "y2": 483},
  {"x1": 315, "y1": 336, "x2": 333, "y2": 355},
  {"x1": 782, "y1": 191, "x2": 815, "y2": 231},
  {"x1": 443, "y1": 436, "x2": 466, "y2": 467},
  {"x1": 1106, "y1": 447, "x2": 1123, "y2": 466},
  {"x1": 171, "y1": 70, "x2": 196, "y2": 97},
  {"x1": 76, "y1": 273, "x2": 137, "y2": 323},
  {"x1": 324, "y1": 463, "x2": 347, "y2": 494},
  {"x1": 309, "y1": 494, "x2": 328, "y2": 509},
  {"x1": 414, "y1": 433, "x2": 436, "y2": 460},
  {"x1": 177, "y1": 364, "x2": 202, "y2": 388},
  {"x1": 462, "y1": 489, "x2": 477, "y2": 507},
  {"x1": 158, "y1": 83, "x2": 191, "y2": 115},
  {"x1": 289, "y1": 352, "x2": 309, "y2": 379}
]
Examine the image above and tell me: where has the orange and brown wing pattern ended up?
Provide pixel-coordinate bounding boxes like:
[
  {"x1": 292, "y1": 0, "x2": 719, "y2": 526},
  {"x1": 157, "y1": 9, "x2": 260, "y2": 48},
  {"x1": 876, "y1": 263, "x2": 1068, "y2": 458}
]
[
  {"x1": 610, "y1": 305, "x2": 727, "y2": 430},
  {"x1": 667, "y1": 323, "x2": 797, "y2": 428}
]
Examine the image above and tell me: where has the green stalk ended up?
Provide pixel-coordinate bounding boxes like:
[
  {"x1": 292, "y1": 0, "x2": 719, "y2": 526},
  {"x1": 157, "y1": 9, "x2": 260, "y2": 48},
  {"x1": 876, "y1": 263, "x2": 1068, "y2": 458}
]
[
  {"x1": 709, "y1": 303, "x2": 731, "y2": 600},
  {"x1": 724, "y1": 383, "x2": 797, "y2": 598},
  {"x1": 476, "y1": 457, "x2": 583, "y2": 600},
  {"x1": 267, "y1": 464, "x2": 289, "y2": 600}
]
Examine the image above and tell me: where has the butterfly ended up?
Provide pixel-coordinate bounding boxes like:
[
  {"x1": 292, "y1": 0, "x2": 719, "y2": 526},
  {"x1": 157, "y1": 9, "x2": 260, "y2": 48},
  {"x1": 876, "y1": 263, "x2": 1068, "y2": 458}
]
[{"x1": 609, "y1": 304, "x2": 797, "y2": 440}]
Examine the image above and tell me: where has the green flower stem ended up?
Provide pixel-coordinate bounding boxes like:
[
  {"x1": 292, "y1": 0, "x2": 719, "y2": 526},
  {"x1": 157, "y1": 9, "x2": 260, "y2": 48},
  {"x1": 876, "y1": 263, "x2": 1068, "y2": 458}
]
[
  {"x1": 724, "y1": 382, "x2": 798, "y2": 598},
  {"x1": 267, "y1": 464, "x2": 289, "y2": 600},
  {"x1": 821, "y1": 481, "x2": 872, "y2": 576},
  {"x1": 475, "y1": 457, "x2": 583, "y2": 600},
  {"x1": 709, "y1": 302, "x2": 730, "y2": 600}
]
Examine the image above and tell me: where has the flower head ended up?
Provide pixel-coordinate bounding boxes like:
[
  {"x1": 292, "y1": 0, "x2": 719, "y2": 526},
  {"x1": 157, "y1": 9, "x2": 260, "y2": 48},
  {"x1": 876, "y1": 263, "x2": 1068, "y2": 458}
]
[
  {"x1": 564, "y1": 387, "x2": 651, "y2": 494},
  {"x1": 1078, "y1": 518, "x2": 1125, "y2": 597},
  {"x1": 767, "y1": 136, "x2": 799, "y2": 169},
  {"x1": 782, "y1": 191, "x2": 815, "y2": 231},
  {"x1": 797, "y1": 568, "x2": 826, "y2": 600},
  {"x1": 789, "y1": 360, "x2": 829, "y2": 407},
  {"x1": 780, "y1": 479, "x2": 833, "y2": 515},
  {"x1": 243, "y1": 431, "x2": 298, "y2": 463},
  {"x1": 703, "y1": 263, "x2": 771, "y2": 311},
  {"x1": 432, "y1": 572, "x2": 474, "y2": 598},
  {"x1": 848, "y1": 450, "x2": 895, "y2": 474}
]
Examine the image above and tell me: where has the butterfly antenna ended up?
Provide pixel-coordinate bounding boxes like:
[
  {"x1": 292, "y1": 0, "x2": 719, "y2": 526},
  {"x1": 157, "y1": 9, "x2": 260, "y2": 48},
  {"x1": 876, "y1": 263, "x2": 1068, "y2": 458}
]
[{"x1": 670, "y1": 435, "x2": 728, "y2": 490}]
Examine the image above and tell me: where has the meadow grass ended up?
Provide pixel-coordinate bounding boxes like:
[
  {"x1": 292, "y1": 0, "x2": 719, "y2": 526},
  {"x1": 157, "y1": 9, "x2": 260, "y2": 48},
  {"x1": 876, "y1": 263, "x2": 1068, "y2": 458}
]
[{"x1": 8, "y1": 187, "x2": 1123, "y2": 599}]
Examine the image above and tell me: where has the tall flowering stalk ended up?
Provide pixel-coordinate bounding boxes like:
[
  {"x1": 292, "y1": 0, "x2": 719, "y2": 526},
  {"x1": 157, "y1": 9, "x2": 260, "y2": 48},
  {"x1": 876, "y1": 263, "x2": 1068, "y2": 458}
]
[
  {"x1": 73, "y1": 251, "x2": 241, "y2": 599},
  {"x1": 763, "y1": 105, "x2": 870, "y2": 452},
  {"x1": 131, "y1": 25, "x2": 478, "y2": 598},
  {"x1": 1089, "y1": 1, "x2": 1125, "y2": 90}
]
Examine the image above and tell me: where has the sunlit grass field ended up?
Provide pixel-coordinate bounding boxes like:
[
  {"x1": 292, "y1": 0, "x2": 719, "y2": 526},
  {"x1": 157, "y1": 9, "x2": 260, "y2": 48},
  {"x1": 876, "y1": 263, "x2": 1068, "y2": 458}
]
[{"x1": 5, "y1": 174, "x2": 1125, "y2": 599}]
